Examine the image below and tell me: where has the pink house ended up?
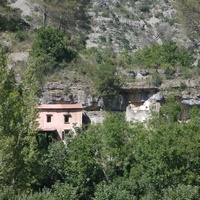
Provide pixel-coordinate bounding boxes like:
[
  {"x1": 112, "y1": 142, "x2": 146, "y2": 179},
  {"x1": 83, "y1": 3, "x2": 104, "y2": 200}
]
[{"x1": 37, "y1": 104, "x2": 83, "y2": 141}]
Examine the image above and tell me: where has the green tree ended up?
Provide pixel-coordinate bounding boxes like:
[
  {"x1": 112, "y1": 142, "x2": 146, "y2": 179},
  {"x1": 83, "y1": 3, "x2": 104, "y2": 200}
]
[
  {"x1": 124, "y1": 100, "x2": 200, "y2": 199},
  {"x1": 95, "y1": 63, "x2": 121, "y2": 98},
  {"x1": 29, "y1": 27, "x2": 76, "y2": 80},
  {"x1": 125, "y1": 121, "x2": 200, "y2": 198},
  {"x1": 162, "y1": 41, "x2": 194, "y2": 67},
  {"x1": 160, "y1": 95, "x2": 183, "y2": 123},
  {"x1": 0, "y1": 50, "x2": 42, "y2": 192},
  {"x1": 41, "y1": 142, "x2": 68, "y2": 187},
  {"x1": 131, "y1": 43, "x2": 169, "y2": 68},
  {"x1": 64, "y1": 113, "x2": 136, "y2": 199},
  {"x1": 31, "y1": 27, "x2": 76, "y2": 62},
  {"x1": 94, "y1": 113, "x2": 136, "y2": 182},
  {"x1": 64, "y1": 128, "x2": 104, "y2": 200}
]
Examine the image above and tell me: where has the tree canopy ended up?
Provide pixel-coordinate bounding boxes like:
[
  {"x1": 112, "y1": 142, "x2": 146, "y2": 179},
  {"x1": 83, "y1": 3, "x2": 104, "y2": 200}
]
[
  {"x1": 0, "y1": 49, "x2": 43, "y2": 192},
  {"x1": 0, "y1": 108, "x2": 199, "y2": 199},
  {"x1": 29, "y1": 27, "x2": 77, "y2": 81}
]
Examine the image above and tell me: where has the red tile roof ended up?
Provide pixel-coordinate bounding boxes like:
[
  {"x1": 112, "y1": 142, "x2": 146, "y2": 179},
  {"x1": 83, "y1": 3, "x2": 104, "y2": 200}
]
[{"x1": 37, "y1": 104, "x2": 83, "y2": 110}]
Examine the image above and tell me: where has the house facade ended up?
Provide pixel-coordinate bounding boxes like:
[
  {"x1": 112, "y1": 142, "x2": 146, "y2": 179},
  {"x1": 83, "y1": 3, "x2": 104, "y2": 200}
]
[{"x1": 37, "y1": 104, "x2": 83, "y2": 141}]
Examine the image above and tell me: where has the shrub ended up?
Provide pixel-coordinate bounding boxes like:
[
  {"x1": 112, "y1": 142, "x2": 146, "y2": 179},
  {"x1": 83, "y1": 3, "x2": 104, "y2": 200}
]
[
  {"x1": 102, "y1": 11, "x2": 109, "y2": 18},
  {"x1": 0, "y1": 15, "x2": 30, "y2": 32},
  {"x1": 15, "y1": 31, "x2": 29, "y2": 41},
  {"x1": 0, "y1": 44, "x2": 10, "y2": 54},
  {"x1": 139, "y1": 3, "x2": 150, "y2": 12},
  {"x1": 130, "y1": 41, "x2": 194, "y2": 69},
  {"x1": 179, "y1": 81, "x2": 187, "y2": 90},
  {"x1": 31, "y1": 27, "x2": 76, "y2": 63},
  {"x1": 0, "y1": 186, "x2": 16, "y2": 200},
  {"x1": 94, "y1": 63, "x2": 121, "y2": 97},
  {"x1": 30, "y1": 27, "x2": 77, "y2": 80},
  {"x1": 165, "y1": 67, "x2": 175, "y2": 79},
  {"x1": 151, "y1": 72, "x2": 163, "y2": 86},
  {"x1": 99, "y1": 36, "x2": 106, "y2": 42},
  {"x1": 182, "y1": 69, "x2": 193, "y2": 79},
  {"x1": 163, "y1": 185, "x2": 199, "y2": 200}
]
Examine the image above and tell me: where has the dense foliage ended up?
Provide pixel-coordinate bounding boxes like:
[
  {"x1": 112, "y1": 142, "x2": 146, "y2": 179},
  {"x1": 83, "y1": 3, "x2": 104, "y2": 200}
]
[
  {"x1": 1, "y1": 111, "x2": 200, "y2": 199},
  {"x1": 95, "y1": 63, "x2": 121, "y2": 97},
  {"x1": 0, "y1": 15, "x2": 29, "y2": 32},
  {"x1": 0, "y1": 50, "x2": 43, "y2": 192},
  {"x1": 29, "y1": 27, "x2": 77, "y2": 81},
  {"x1": 130, "y1": 41, "x2": 195, "y2": 69}
]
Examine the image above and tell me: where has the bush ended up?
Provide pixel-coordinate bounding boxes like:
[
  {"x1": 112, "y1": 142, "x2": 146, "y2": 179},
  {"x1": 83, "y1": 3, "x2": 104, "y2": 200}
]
[
  {"x1": 99, "y1": 36, "x2": 106, "y2": 42},
  {"x1": 179, "y1": 81, "x2": 187, "y2": 90},
  {"x1": 93, "y1": 181, "x2": 136, "y2": 200},
  {"x1": 29, "y1": 27, "x2": 77, "y2": 80},
  {"x1": 15, "y1": 31, "x2": 29, "y2": 41},
  {"x1": 52, "y1": 182, "x2": 77, "y2": 200},
  {"x1": 165, "y1": 67, "x2": 175, "y2": 79},
  {"x1": 130, "y1": 41, "x2": 194, "y2": 69},
  {"x1": 151, "y1": 72, "x2": 162, "y2": 86},
  {"x1": 0, "y1": 186, "x2": 16, "y2": 200},
  {"x1": 182, "y1": 69, "x2": 193, "y2": 79},
  {"x1": 163, "y1": 185, "x2": 199, "y2": 200},
  {"x1": 0, "y1": 44, "x2": 10, "y2": 54},
  {"x1": 0, "y1": 15, "x2": 30, "y2": 32},
  {"x1": 139, "y1": 3, "x2": 150, "y2": 12},
  {"x1": 94, "y1": 63, "x2": 121, "y2": 97}
]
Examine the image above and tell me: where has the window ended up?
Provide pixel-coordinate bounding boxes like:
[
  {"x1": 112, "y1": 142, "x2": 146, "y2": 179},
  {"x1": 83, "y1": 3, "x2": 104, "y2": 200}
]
[
  {"x1": 64, "y1": 115, "x2": 70, "y2": 123},
  {"x1": 47, "y1": 115, "x2": 52, "y2": 123}
]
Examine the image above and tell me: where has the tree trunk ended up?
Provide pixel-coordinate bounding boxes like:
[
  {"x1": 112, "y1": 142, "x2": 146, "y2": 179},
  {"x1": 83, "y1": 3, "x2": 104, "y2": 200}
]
[{"x1": 43, "y1": 0, "x2": 47, "y2": 27}]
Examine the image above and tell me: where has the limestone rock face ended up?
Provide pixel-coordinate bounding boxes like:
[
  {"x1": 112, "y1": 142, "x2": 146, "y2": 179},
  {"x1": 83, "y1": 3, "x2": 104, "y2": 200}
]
[
  {"x1": 86, "y1": 0, "x2": 192, "y2": 52},
  {"x1": 40, "y1": 75, "x2": 200, "y2": 110},
  {"x1": 40, "y1": 81, "x2": 128, "y2": 111},
  {"x1": 159, "y1": 79, "x2": 200, "y2": 106},
  {"x1": 181, "y1": 90, "x2": 200, "y2": 105},
  {"x1": 40, "y1": 81, "x2": 100, "y2": 110}
]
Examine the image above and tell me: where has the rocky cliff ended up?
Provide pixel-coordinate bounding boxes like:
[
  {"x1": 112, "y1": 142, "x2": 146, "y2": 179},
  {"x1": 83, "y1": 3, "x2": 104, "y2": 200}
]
[{"x1": 86, "y1": 0, "x2": 191, "y2": 52}]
